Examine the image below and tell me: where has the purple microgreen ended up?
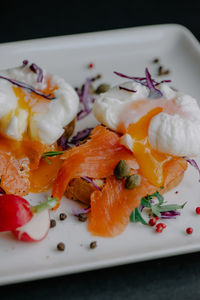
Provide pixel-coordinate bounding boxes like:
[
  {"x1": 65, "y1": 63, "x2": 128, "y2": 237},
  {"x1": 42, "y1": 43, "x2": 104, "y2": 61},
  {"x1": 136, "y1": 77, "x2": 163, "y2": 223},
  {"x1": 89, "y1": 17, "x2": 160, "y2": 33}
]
[
  {"x1": 145, "y1": 68, "x2": 163, "y2": 98},
  {"x1": 82, "y1": 176, "x2": 102, "y2": 191},
  {"x1": 58, "y1": 128, "x2": 94, "y2": 150},
  {"x1": 119, "y1": 86, "x2": 136, "y2": 93},
  {"x1": 114, "y1": 69, "x2": 173, "y2": 97},
  {"x1": 70, "y1": 128, "x2": 93, "y2": 144},
  {"x1": 77, "y1": 109, "x2": 92, "y2": 120},
  {"x1": 57, "y1": 136, "x2": 69, "y2": 150},
  {"x1": 184, "y1": 156, "x2": 200, "y2": 182},
  {"x1": 30, "y1": 63, "x2": 43, "y2": 83},
  {"x1": 72, "y1": 206, "x2": 91, "y2": 217},
  {"x1": 0, "y1": 75, "x2": 55, "y2": 100},
  {"x1": 161, "y1": 211, "x2": 181, "y2": 219},
  {"x1": 114, "y1": 71, "x2": 146, "y2": 81}
]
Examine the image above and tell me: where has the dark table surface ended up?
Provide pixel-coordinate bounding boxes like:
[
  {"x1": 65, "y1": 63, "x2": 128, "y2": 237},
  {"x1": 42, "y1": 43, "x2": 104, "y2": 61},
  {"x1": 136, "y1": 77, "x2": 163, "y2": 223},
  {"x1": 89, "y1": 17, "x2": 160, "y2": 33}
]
[{"x1": 1, "y1": 0, "x2": 200, "y2": 299}]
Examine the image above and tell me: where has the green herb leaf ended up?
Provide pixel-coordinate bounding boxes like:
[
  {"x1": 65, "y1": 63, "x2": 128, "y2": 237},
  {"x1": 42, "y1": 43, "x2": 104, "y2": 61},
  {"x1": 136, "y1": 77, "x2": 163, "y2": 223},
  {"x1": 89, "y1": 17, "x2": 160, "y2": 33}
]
[
  {"x1": 43, "y1": 157, "x2": 51, "y2": 164},
  {"x1": 152, "y1": 191, "x2": 164, "y2": 205},
  {"x1": 151, "y1": 205, "x2": 161, "y2": 217},
  {"x1": 42, "y1": 151, "x2": 64, "y2": 158},
  {"x1": 130, "y1": 207, "x2": 148, "y2": 225},
  {"x1": 141, "y1": 197, "x2": 152, "y2": 208},
  {"x1": 158, "y1": 202, "x2": 187, "y2": 212},
  {"x1": 129, "y1": 191, "x2": 186, "y2": 226}
]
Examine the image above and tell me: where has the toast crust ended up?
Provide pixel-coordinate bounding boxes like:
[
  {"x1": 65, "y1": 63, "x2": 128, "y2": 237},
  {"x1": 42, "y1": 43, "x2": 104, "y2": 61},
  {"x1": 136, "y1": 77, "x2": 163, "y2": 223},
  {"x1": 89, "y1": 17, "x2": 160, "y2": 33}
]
[{"x1": 65, "y1": 172, "x2": 185, "y2": 205}]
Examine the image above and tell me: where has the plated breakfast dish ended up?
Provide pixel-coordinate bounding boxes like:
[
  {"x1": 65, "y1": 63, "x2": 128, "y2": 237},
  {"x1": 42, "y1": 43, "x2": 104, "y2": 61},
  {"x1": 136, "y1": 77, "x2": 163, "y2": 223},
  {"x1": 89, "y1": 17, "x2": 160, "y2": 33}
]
[{"x1": 0, "y1": 60, "x2": 200, "y2": 243}]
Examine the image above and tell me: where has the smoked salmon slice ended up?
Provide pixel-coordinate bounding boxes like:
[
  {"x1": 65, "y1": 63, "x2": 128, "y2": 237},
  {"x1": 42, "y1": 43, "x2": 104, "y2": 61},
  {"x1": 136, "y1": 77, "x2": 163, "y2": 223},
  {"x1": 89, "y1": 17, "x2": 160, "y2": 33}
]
[
  {"x1": 52, "y1": 125, "x2": 187, "y2": 237},
  {"x1": 89, "y1": 175, "x2": 156, "y2": 237},
  {"x1": 52, "y1": 125, "x2": 139, "y2": 202}
]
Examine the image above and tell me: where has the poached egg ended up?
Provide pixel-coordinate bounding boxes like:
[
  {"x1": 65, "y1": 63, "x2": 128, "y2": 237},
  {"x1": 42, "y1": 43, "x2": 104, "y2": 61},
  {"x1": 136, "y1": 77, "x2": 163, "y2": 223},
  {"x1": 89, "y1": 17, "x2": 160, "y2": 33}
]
[
  {"x1": 93, "y1": 77, "x2": 200, "y2": 187},
  {"x1": 0, "y1": 63, "x2": 79, "y2": 144}
]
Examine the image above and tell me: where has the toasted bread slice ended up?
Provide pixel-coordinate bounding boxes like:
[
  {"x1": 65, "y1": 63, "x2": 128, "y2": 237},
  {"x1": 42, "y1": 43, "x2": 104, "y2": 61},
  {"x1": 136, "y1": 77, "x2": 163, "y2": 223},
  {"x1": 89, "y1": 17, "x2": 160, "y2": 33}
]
[
  {"x1": 65, "y1": 172, "x2": 184, "y2": 205},
  {"x1": 62, "y1": 118, "x2": 76, "y2": 140}
]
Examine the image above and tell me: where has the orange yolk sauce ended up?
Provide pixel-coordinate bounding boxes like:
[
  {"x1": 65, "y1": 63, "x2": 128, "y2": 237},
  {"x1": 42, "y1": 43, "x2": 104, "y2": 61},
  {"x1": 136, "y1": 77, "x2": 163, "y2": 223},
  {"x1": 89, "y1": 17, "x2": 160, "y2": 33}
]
[
  {"x1": 119, "y1": 99, "x2": 182, "y2": 187},
  {"x1": 0, "y1": 81, "x2": 63, "y2": 195}
]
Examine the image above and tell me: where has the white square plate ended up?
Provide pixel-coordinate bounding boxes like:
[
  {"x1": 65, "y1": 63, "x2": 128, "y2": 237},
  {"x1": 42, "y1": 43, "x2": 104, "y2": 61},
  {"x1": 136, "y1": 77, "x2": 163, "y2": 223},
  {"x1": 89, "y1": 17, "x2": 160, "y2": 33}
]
[{"x1": 1, "y1": 24, "x2": 200, "y2": 286}]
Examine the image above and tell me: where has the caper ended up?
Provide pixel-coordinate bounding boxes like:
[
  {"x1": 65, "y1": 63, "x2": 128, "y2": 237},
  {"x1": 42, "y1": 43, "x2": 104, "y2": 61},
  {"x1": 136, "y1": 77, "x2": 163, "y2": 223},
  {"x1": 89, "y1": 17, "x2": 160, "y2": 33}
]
[
  {"x1": 125, "y1": 174, "x2": 141, "y2": 190},
  {"x1": 95, "y1": 83, "x2": 110, "y2": 94},
  {"x1": 114, "y1": 160, "x2": 130, "y2": 179}
]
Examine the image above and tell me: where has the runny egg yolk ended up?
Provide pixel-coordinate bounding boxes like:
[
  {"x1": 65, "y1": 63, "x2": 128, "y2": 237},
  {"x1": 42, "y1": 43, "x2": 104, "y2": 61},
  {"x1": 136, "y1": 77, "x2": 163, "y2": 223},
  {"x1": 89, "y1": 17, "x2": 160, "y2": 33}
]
[
  {"x1": 0, "y1": 82, "x2": 62, "y2": 194},
  {"x1": 126, "y1": 107, "x2": 172, "y2": 187}
]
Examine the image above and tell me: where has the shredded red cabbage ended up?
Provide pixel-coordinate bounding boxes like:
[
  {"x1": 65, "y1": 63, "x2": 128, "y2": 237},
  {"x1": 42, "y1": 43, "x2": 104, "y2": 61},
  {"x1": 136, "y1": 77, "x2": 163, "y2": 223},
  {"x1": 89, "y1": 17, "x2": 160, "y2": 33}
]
[
  {"x1": 72, "y1": 206, "x2": 91, "y2": 217},
  {"x1": 114, "y1": 69, "x2": 172, "y2": 98},
  {"x1": 161, "y1": 211, "x2": 181, "y2": 219},
  {"x1": 145, "y1": 68, "x2": 163, "y2": 98},
  {"x1": 82, "y1": 176, "x2": 102, "y2": 191},
  {"x1": 30, "y1": 63, "x2": 43, "y2": 83},
  {"x1": 70, "y1": 128, "x2": 93, "y2": 144},
  {"x1": 58, "y1": 128, "x2": 93, "y2": 150},
  {"x1": 77, "y1": 109, "x2": 92, "y2": 121},
  {"x1": 119, "y1": 86, "x2": 136, "y2": 93},
  {"x1": 0, "y1": 75, "x2": 55, "y2": 100},
  {"x1": 114, "y1": 71, "x2": 146, "y2": 82},
  {"x1": 184, "y1": 156, "x2": 200, "y2": 182},
  {"x1": 76, "y1": 78, "x2": 94, "y2": 120}
]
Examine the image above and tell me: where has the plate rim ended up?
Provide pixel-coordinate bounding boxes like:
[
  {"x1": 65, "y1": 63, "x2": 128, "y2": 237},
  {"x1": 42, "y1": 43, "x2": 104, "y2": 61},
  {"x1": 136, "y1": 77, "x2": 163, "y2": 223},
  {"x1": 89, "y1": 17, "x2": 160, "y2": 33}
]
[{"x1": 0, "y1": 23, "x2": 200, "y2": 286}]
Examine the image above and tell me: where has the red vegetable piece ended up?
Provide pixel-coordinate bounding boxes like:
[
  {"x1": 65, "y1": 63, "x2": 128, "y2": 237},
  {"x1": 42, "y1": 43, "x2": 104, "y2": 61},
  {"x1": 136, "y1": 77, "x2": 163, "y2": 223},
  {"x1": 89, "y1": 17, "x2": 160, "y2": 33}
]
[
  {"x1": 196, "y1": 207, "x2": 200, "y2": 215},
  {"x1": 0, "y1": 194, "x2": 32, "y2": 232},
  {"x1": 149, "y1": 217, "x2": 158, "y2": 226},
  {"x1": 186, "y1": 227, "x2": 193, "y2": 235},
  {"x1": 155, "y1": 223, "x2": 164, "y2": 233}
]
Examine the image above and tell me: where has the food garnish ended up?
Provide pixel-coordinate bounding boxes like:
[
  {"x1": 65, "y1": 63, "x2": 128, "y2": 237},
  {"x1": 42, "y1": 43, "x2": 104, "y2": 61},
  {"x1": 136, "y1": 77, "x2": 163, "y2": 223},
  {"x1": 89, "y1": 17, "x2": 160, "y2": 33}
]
[
  {"x1": 42, "y1": 151, "x2": 65, "y2": 164},
  {"x1": 114, "y1": 69, "x2": 171, "y2": 95},
  {"x1": 96, "y1": 83, "x2": 110, "y2": 94},
  {"x1": 184, "y1": 156, "x2": 200, "y2": 182},
  {"x1": 186, "y1": 227, "x2": 193, "y2": 235},
  {"x1": 130, "y1": 191, "x2": 186, "y2": 226},
  {"x1": 90, "y1": 241, "x2": 97, "y2": 249},
  {"x1": 59, "y1": 213, "x2": 67, "y2": 221},
  {"x1": 82, "y1": 177, "x2": 102, "y2": 191},
  {"x1": 196, "y1": 207, "x2": 200, "y2": 215},
  {"x1": 125, "y1": 174, "x2": 141, "y2": 190},
  {"x1": 0, "y1": 195, "x2": 57, "y2": 242},
  {"x1": 50, "y1": 219, "x2": 56, "y2": 228},
  {"x1": 0, "y1": 75, "x2": 55, "y2": 100},
  {"x1": 114, "y1": 160, "x2": 130, "y2": 179},
  {"x1": 58, "y1": 128, "x2": 93, "y2": 150},
  {"x1": 57, "y1": 242, "x2": 65, "y2": 251},
  {"x1": 119, "y1": 86, "x2": 136, "y2": 93}
]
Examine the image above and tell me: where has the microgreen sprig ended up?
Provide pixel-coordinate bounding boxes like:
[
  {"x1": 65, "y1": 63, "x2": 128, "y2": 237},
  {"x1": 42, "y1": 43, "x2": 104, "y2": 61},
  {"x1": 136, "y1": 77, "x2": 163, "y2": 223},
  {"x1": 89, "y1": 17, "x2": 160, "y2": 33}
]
[
  {"x1": 42, "y1": 151, "x2": 65, "y2": 164},
  {"x1": 130, "y1": 191, "x2": 186, "y2": 225}
]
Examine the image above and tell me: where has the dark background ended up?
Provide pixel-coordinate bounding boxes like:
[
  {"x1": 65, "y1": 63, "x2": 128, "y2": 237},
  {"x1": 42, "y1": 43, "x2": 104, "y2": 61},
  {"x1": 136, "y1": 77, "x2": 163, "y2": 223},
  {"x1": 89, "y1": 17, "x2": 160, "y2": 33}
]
[{"x1": 1, "y1": 0, "x2": 200, "y2": 299}]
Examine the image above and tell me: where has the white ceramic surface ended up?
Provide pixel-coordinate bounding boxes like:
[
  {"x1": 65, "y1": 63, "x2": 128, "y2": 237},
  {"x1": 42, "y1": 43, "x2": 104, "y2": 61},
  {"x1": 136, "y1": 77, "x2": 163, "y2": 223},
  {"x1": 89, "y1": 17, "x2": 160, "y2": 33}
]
[{"x1": 0, "y1": 24, "x2": 200, "y2": 286}]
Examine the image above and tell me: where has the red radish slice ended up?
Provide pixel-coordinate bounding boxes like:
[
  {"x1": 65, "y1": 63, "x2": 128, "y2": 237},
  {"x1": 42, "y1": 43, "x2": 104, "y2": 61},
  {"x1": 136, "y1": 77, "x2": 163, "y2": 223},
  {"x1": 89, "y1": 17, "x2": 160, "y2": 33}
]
[
  {"x1": 0, "y1": 195, "x2": 32, "y2": 232},
  {"x1": 13, "y1": 210, "x2": 50, "y2": 242}
]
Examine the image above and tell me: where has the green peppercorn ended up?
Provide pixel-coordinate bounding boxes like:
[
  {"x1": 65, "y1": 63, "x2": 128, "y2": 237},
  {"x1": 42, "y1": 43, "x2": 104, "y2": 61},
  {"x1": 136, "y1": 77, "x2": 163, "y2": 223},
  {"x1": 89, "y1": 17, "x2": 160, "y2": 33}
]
[
  {"x1": 114, "y1": 160, "x2": 130, "y2": 179},
  {"x1": 95, "y1": 83, "x2": 110, "y2": 94},
  {"x1": 125, "y1": 174, "x2": 141, "y2": 190}
]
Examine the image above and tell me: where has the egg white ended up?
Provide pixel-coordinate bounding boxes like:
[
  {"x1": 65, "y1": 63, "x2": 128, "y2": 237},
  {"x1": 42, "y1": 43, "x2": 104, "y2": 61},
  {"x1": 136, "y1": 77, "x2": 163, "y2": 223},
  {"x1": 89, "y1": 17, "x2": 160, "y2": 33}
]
[
  {"x1": 93, "y1": 81, "x2": 200, "y2": 157},
  {"x1": 0, "y1": 65, "x2": 79, "y2": 144}
]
